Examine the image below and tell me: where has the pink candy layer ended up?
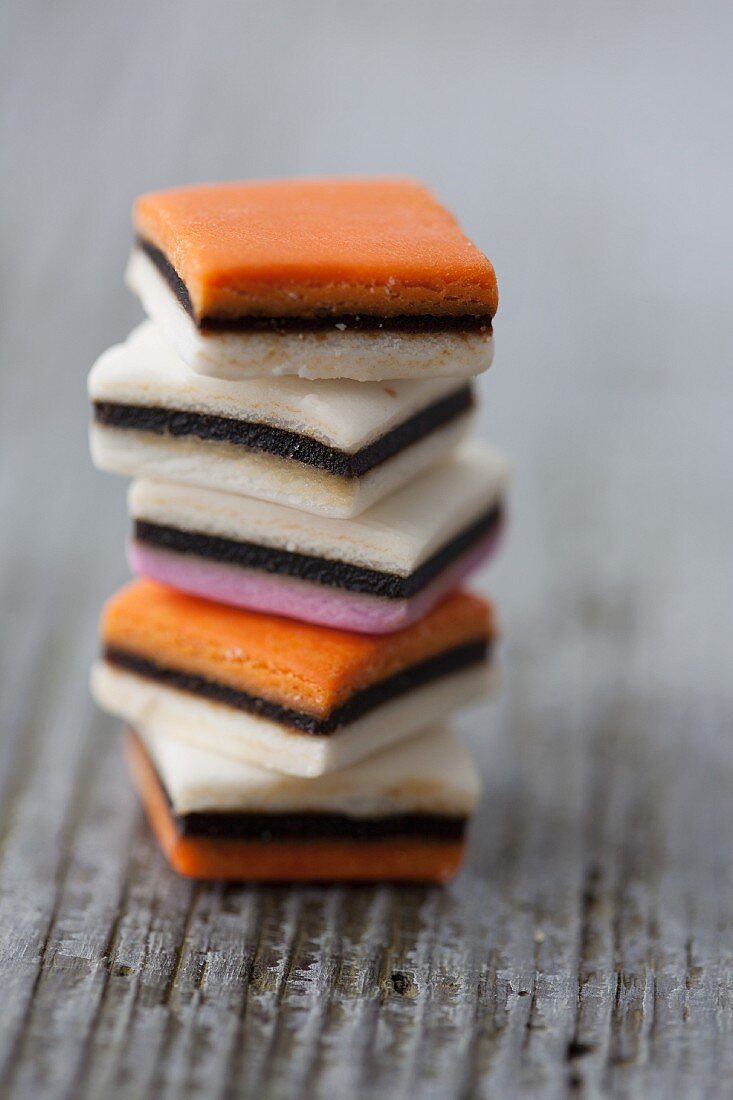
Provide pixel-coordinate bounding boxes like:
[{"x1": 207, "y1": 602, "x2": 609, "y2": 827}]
[{"x1": 127, "y1": 525, "x2": 502, "y2": 634}]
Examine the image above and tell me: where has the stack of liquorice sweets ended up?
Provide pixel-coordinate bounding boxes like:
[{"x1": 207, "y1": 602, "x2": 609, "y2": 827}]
[{"x1": 89, "y1": 178, "x2": 509, "y2": 882}]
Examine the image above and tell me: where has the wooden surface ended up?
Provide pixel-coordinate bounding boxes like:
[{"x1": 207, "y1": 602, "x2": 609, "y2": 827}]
[{"x1": 2, "y1": 2, "x2": 733, "y2": 1097}]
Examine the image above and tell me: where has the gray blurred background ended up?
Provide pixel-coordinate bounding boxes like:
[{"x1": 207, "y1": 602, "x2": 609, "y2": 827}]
[{"x1": 1, "y1": 0, "x2": 732, "y2": 740}]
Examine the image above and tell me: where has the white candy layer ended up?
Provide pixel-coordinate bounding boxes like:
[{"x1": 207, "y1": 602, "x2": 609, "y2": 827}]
[
  {"x1": 126, "y1": 249, "x2": 494, "y2": 383},
  {"x1": 90, "y1": 412, "x2": 472, "y2": 518},
  {"x1": 129, "y1": 442, "x2": 511, "y2": 575},
  {"x1": 91, "y1": 661, "x2": 494, "y2": 778},
  {"x1": 139, "y1": 723, "x2": 481, "y2": 818}
]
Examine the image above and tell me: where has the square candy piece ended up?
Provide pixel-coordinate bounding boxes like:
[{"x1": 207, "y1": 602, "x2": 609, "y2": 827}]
[
  {"x1": 92, "y1": 581, "x2": 495, "y2": 777},
  {"x1": 128, "y1": 177, "x2": 497, "y2": 381},
  {"x1": 125, "y1": 723, "x2": 480, "y2": 882}
]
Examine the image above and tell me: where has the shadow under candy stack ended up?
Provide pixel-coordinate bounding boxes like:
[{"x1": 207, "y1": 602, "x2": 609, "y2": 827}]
[{"x1": 88, "y1": 178, "x2": 510, "y2": 883}]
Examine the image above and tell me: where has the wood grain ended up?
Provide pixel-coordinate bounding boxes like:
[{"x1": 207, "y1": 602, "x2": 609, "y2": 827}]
[{"x1": 2, "y1": 1, "x2": 733, "y2": 1096}]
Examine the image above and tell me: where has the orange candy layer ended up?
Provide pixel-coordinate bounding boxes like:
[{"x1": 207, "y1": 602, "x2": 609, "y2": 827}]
[
  {"x1": 134, "y1": 178, "x2": 498, "y2": 322},
  {"x1": 125, "y1": 731, "x2": 466, "y2": 883},
  {"x1": 102, "y1": 580, "x2": 493, "y2": 720}
]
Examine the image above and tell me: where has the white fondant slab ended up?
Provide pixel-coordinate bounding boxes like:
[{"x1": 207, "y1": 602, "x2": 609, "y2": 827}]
[{"x1": 139, "y1": 722, "x2": 481, "y2": 817}]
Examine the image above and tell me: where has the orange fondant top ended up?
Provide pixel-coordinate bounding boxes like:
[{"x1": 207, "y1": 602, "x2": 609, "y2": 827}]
[
  {"x1": 134, "y1": 178, "x2": 498, "y2": 321},
  {"x1": 102, "y1": 580, "x2": 493, "y2": 718}
]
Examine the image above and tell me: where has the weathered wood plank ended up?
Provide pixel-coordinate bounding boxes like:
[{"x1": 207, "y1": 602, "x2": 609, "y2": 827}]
[{"x1": 5, "y1": 732, "x2": 138, "y2": 1100}]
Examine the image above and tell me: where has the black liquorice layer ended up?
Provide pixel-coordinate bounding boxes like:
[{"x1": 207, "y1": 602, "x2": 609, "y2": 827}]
[
  {"x1": 137, "y1": 238, "x2": 494, "y2": 335},
  {"x1": 173, "y1": 808, "x2": 467, "y2": 842},
  {"x1": 93, "y1": 386, "x2": 474, "y2": 479},
  {"x1": 134, "y1": 504, "x2": 503, "y2": 600},
  {"x1": 105, "y1": 639, "x2": 489, "y2": 736}
]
